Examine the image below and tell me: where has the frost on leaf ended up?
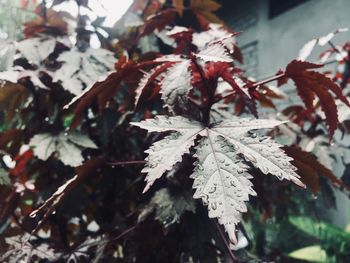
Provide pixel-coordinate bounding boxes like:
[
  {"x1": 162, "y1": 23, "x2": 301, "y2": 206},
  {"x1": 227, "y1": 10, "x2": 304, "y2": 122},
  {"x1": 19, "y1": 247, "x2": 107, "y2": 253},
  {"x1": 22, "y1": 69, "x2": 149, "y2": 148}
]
[
  {"x1": 196, "y1": 43, "x2": 233, "y2": 62},
  {"x1": 1, "y1": 234, "x2": 58, "y2": 262},
  {"x1": 29, "y1": 132, "x2": 97, "y2": 167},
  {"x1": 133, "y1": 115, "x2": 305, "y2": 243},
  {"x1": 160, "y1": 60, "x2": 192, "y2": 112},
  {"x1": 131, "y1": 116, "x2": 203, "y2": 192},
  {"x1": 138, "y1": 188, "x2": 196, "y2": 227},
  {"x1": 17, "y1": 37, "x2": 56, "y2": 65},
  {"x1": 0, "y1": 168, "x2": 11, "y2": 185},
  {"x1": 191, "y1": 134, "x2": 256, "y2": 244},
  {"x1": 53, "y1": 48, "x2": 115, "y2": 95},
  {"x1": 0, "y1": 41, "x2": 16, "y2": 71}
]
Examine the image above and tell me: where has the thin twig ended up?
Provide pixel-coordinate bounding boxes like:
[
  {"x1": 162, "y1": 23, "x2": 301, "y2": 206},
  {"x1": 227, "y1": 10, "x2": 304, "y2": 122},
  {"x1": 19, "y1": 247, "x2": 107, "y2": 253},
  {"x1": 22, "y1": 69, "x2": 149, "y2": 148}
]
[
  {"x1": 108, "y1": 160, "x2": 146, "y2": 166},
  {"x1": 111, "y1": 224, "x2": 138, "y2": 241}
]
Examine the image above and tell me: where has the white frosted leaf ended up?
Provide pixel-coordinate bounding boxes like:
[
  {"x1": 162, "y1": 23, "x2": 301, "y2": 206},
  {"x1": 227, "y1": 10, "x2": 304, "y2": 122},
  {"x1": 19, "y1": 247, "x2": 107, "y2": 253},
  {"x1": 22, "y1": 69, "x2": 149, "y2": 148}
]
[
  {"x1": 0, "y1": 41, "x2": 16, "y2": 71},
  {"x1": 53, "y1": 47, "x2": 115, "y2": 95},
  {"x1": 298, "y1": 28, "x2": 348, "y2": 61},
  {"x1": 17, "y1": 37, "x2": 56, "y2": 65},
  {"x1": 29, "y1": 133, "x2": 57, "y2": 161},
  {"x1": 138, "y1": 188, "x2": 196, "y2": 226},
  {"x1": 196, "y1": 43, "x2": 233, "y2": 62},
  {"x1": 193, "y1": 23, "x2": 236, "y2": 52},
  {"x1": 29, "y1": 132, "x2": 96, "y2": 167},
  {"x1": 2, "y1": 234, "x2": 58, "y2": 262},
  {"x1": 213, "y1": 117, "x2": 287, "y2": 137},
  {"x1": 0, "y1": 168, "x2": 11, "y2": 185},
  {"x1": 160, "y1": 60, "x2": 192, "y2": 112},
  {"x1": 298, "y1": 39, "x2": 317, "y2": 61},
  {"x1": 191, "y1": 134, "x2": 256, "y2": 244},
  {"x1": 131, "y1": 115, "x2": 202, "y2": 133},
  {"x1": 216, "y1": 131, "x2": 304, "y2": 186},
  {"x1": 134, "y1": 63, "x2": 172, "y2": 107},
  {"x1": 142, "y1": 129, "x2": 202, "y2": 192},
  {"x1": 67, "y1": 132, "x2": 98, "y2": 149}
]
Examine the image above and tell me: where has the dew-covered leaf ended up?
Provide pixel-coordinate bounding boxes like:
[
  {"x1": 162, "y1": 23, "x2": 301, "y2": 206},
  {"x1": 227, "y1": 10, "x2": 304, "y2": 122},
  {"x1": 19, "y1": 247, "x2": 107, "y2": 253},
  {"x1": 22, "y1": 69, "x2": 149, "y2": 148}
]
[
  {"x1": 132, "y1": 116, "x2": 204, "y2": 192},
  {"x1": 160, "y1": 60, "x2": 192, "y2": 112},
  {"x1": 191, "y1": 134, "x2": 256, "y2": 244},
  {"x1": 196, "y1": 43, "x2": 233, "y2": 62}
]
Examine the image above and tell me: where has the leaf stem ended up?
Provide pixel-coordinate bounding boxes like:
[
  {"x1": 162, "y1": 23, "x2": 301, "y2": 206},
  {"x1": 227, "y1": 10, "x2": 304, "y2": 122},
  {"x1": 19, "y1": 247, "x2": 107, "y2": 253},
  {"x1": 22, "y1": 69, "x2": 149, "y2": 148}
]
[{"x1": 213, "y1": 220, "x2": 238, "y2": 263}]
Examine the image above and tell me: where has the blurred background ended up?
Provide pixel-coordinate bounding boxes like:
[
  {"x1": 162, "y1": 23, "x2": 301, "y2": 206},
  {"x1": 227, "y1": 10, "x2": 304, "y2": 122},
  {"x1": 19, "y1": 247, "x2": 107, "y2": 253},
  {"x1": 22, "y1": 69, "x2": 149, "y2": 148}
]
[{"x1": 1, "y1": 0, "x2": 350, "y2": 262}]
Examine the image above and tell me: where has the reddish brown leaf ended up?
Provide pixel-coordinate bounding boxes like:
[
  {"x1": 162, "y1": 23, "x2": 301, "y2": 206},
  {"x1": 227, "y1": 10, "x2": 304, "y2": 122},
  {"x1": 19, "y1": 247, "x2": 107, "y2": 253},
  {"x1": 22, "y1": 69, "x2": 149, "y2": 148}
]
[
  {"x1": 172, "y1": 0, "x2": 184, "y2": 16},
  {"x1": 0, "y1": 82, "x2": 29, "y2": 121},
  {"x1": 190, "y1": 0, "x2": 223, "y2": 28},
  {"x1": 284, "y1": 60, "x2": 349, "y2": 137},
  {"x1": 139, "y1": 9, "x2": 177, "y2": 38},
  {"x1": 23, "y1": 8, "x2": 68, "y2": 38},
  {"x1": 135, "y1": 62, "x2": 175, "y2": 108},
  {"x1": 284, "y1": 146, "x2": 349, "y2": 195}
]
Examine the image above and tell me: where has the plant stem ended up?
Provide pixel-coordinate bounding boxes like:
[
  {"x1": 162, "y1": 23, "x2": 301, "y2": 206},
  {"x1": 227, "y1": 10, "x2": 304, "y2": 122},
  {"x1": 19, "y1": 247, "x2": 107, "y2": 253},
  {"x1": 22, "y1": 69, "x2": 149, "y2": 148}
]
[
  {"x1": 108, "y1": 160, "x2": 146, "y2": 166},
  {"x1": 214, "y1": 72, "x2": 286, "y2": 104},
  {"x1": 190, "y1": 55, "x2": 213, "y2": 125}
]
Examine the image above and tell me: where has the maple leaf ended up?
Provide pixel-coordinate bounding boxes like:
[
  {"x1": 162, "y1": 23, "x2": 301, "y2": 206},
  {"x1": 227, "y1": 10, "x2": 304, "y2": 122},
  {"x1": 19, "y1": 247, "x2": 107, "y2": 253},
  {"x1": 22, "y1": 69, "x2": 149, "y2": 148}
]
[
  {"x1": 138, "y1": 188, "x2": 196, "y2": 227},
  {"x1": 172, "y1": 0, "x2": 184, "y2": 16},
  {"x1": 0, "y1": 168, "x2": 11, "y2": 186},
  {"x1": 1, "y1": 234, "x2": 59, "y2": 262},
  {"x1": 132, "y1": 115, "x2": 304, "y2": 243},
  {"x1": 139, "y1": 9, "x2": 177, "y2": 38},
  {"x1": 196, "y1": 43, "x2": 233, "y2": 63},
  {"x1": 298, "y1": 28, "x2": 348, "y2": 61},
  {"x1": 17, "y1": 37, "x2": 56, "y2": 65},
  {"x1": 29, "y1": 132, "x2": 97, "y2": 167},
  {"x1": 0, "y1": 41, "x2": 16, "y2": 71},
  {"x1": 23, "y1": 8, "x2": 68, "y2": 38},
  {"x1": 53, "y1": 47, "x2": 115, "y2": 95},
  {"x1": 283, "y1": 60, "x2": 350, "y2": 137},
  {"x1": 284, "y1": 146, "x2": 349, "y2": 195},
  {"x1": 0, "y1": 82, "x2": 29, "y2": 121},
  {"x1": 190, "y1": 0, "x2": 223, "y2": 28}
]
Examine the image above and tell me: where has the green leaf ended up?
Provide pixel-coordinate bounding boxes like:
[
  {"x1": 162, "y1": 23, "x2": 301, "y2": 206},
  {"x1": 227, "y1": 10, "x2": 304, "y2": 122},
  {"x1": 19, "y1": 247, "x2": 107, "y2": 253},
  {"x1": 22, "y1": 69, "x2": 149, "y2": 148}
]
[
  {"x1": 288, "y1": 245, "x2": 327, "y2": 262},
  {"x1": 289, "y1": 216, "x2": 350, "y2": 244}
]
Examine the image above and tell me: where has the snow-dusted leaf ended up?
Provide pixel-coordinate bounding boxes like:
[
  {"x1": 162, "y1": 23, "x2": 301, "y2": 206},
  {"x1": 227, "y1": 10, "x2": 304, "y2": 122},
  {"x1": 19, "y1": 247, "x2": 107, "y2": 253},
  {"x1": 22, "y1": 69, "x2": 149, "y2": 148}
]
[
  {"x1": 0, "y1": 41, "x2": 16, "y2": 71},
  {"x1": 212, "y1": 117, "x2": 287, "y2": 137},
  {"x1": 1, "y1": 234, "x2": 58, "y2": 262},
  {"x1": 138, "y1": 188, "x2": 196, "y2": 227},
  {"x1": 134, "y1": 62, "x2": 173, "y2": 107},
  {"x1": 53, "y1": 47, "x2": 115, "y2": 95},
  {"x1": 0, "y1": 168, "x2": 11, "y2": 185},
  {"x1": 196, "y1": 43, "x2": 233, "y2": 62},
  {"x1": 29, "y1": 132, "x2": 97, "y2": 167},
  {"x1": 132, "y1": 116, "x2": 204, "y2": 192},
  {"x1": 67, "y1": 132, "x2": 98, "y2": 149},
  {"x1": 131, "y1": 115, "x2": 202, "y2": 133},
  {"x1": 298, "y1": 28, "x2": 348, "y2": 61},
  {"x1": 191, "y1": 134, "x2": 256, "y2": 244},
  {"x1": 17, "y1": 37, "x2": 56, "y2": 65},
  {"x1": 134, "y1": 115, "x2": 305, "y2": 243},
  {"x1": 193, "y1": 23, "x2": 236, "y2": 51},
  {"x1": 160, "y1": 60, "x2": 192, "y2": 112}
]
